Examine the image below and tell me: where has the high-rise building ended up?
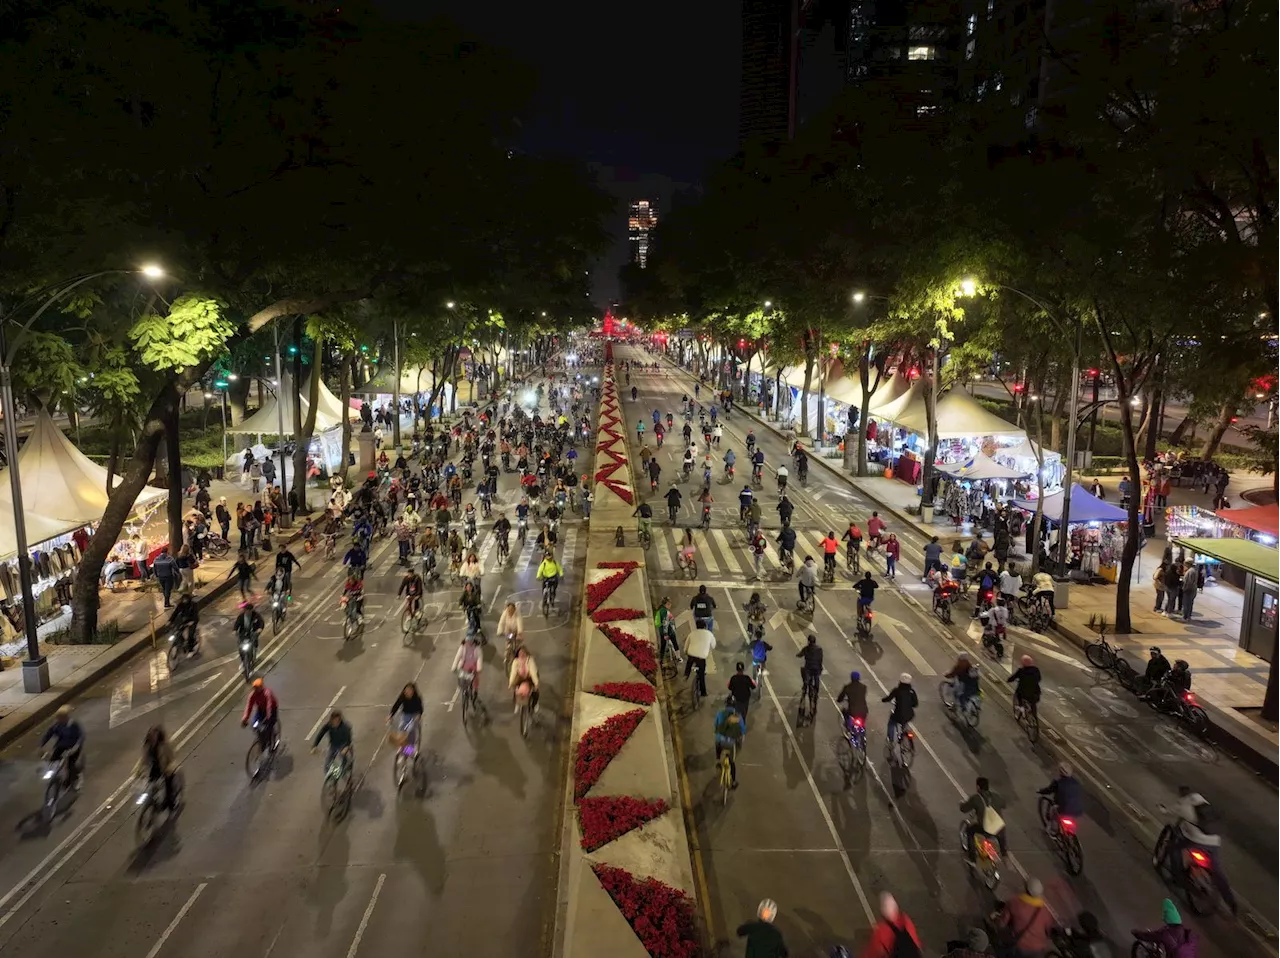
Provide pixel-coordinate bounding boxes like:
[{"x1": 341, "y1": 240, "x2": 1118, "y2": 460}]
[
  {"x1": 628, "y1": 200, "x2": 658, "y2": 269},
  {"x1": 740, "y1": 0, "x2": 794, "y2": 144},
  {"x1": 843, "y1": 0, "x2": 964, "y2": 124}
]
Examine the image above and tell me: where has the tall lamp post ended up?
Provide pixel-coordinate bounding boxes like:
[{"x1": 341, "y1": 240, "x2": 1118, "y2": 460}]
[{"x1": 1, "y1": 265, "x2": 164, "y2": 691}]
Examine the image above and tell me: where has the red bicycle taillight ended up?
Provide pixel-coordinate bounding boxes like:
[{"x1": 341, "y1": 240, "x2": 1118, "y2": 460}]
[
  {"x1": 1184, "y1": 692, "x2": 1197, "y2": 704},
  {"x1": 1189, "y1": 849, "x2": 1210, "y2": 867},
  {"x1": 853, "y1": 717, "x2": 864, "y2": 728},
  {"x1": 1059, "y1": 817, "x2": 1076, "y2": 833}
]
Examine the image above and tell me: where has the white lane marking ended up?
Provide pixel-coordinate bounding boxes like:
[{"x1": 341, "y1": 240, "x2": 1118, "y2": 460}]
[
  {"x1": 561, "y1": 526, "x2": 578, "y2": 574},
  {"x1": 110, "y1": 675, "x2": 133, "y2": 729},
  {"x1": 710, "y1": 530, "x2": 742, "y2": 576},
  {"x1": 863, "y1": 605, "x2": 936, "y2": 677},
  {"x1": 113, "y1": 673, "x2": 225, "y2": 728},
  {"x1": 344, "y1": 873, "x2": 387, "y2": 958},
  {"x1": 306, "y1": 687, "x2": 347, "y2": 742},
  {"x1": 656, "y1": 531, "x2": 674, "y2": 573},
  {"x1": 699, "y1": 534, "x2": 720, "y2": 575},
  {"x1": 143, "y1": 883, "x2": 207, "y2": 958}
]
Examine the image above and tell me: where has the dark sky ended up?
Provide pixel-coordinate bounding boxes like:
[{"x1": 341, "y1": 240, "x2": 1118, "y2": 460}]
[{"x1": 376, "y1": 0, "x2": 742, "y2": 303}]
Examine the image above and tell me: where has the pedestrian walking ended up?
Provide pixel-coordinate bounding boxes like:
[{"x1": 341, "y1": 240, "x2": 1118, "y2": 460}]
[
  {"x1": 216, "y1": 498, "x2": 231, "y2": 541},
  {"x1": 249, "y1": 459, "x2": 263, "y2": 493},
  {"x1": 1181, "y1": 562, "x2": 1201, "y2": 620},
  {"x1": 1163, "y1": 561, "x2": 1183, "y2": 617},
  {"x1": 262, "y1": 456, "x2": 276, "y2": 486},
  {"x1": 884, "y1": 534, "x2": 900, "y2": 579},
  {"x1": 1153, "y1": 560, "x2": 1168, "y2": 613},
  {"x1": 176, "y1": 544, "x2": 197, "y2": 594},
  {"x1": 151, "y1": 546, "x2": 178, "y2": 608}
]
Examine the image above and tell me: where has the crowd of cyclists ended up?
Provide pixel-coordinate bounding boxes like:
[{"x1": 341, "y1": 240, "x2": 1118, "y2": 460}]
[{"x1": 622, "y1": 351, "x2": 1238, "y2": 958}]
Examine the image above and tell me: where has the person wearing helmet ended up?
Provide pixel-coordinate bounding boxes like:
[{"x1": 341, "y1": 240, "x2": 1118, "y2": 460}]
[
  {"x1": 836, "y1": 670, "x2": 868, "y2": 733},
  {"x1": 942, "y1": 927, "x2": 994, "y2": 957},
  {"x1": 1007, "y1": 654, "x2": 1042, "y2": 717},
  {"x1": 1038, "y1": 761, "x2": 1085, "y2": 821},
  {"x1": 713, "y1": 695, "x2": 745, "y2": 790},
  {"x1": 735, "y1": 898, "x2": 787, "y2": 956},
  {"x1": 241, "y1": 677, "x2": 281, "y2": 751},
  {"x1": 796, "y1": 633, "x2": 823, "y2": 690},
  {"x1": 40, "y1": 705, "x2": 85, "y2": 790},
  {"x1": 881, "y1": 673, "x2": 918, "y2": 744}
]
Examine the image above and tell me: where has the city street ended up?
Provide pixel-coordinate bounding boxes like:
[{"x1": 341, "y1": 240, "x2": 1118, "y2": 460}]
[
  {"x1": 620, "y1": 347, "x2": 1277, "y2": 958},
  {"x1": 0, "y1": 375, "x2": 595, "y2": 958}
]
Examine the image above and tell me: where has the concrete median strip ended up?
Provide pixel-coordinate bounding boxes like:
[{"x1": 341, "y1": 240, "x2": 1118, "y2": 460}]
[{"x1": 553, "y1": 347, "x2": 703, "y2": 958}]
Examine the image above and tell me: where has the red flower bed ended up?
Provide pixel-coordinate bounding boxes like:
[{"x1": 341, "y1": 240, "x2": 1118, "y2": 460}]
[
  {"x1": 597, "y1": 446, "x2": 628, "y2": 465},
  {"x1": 601, "y1": 479, "x2": 634, "y2": 505},
  {"x1": 579, "y1": 796, "x2": 668, "y2": 852},
  {"x1": 594, "y1": 462, "x2": 623, "y2": 483},
  {"x1": 575, "y1": 709, "x2": 645, "y2": 798},
  {"x1": 591, "y1": 681, "x2": 655, "y2": 704},
  {"x1": 592, "y1": 864, "x2": 702, "y2": 958},
  {"x1": 585, "y1": 569, "x2": 633, "y2": 613},
  {"x1": 598, "y1": 622, "x2": 657, "y2": 680},
  {"x1": 597, "y1": 560, "x2": 640, "y2": 571},
  {"x1": 592, "y1": 607, "x2": 645, "y2": 623}
]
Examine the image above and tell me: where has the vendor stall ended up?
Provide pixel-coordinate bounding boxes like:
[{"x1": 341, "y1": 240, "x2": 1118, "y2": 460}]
[{"x1": 1011, "y1": 483, "x2": 1134, "y2": 579}]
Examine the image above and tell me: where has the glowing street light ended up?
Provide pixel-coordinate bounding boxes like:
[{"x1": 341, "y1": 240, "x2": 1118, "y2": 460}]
[
  {"x1": 959, "y1": 278, "x2": 977, "y2": 297},
  {"x1": 446, "y1": 301, "x2": 456, "y2": 309},
  {"x1": 763, "y1": 300, "x2": 772, "y2": 308},
  {"x1": 140, "y1": 263, "x2": 166, "y2": 279},
  {"x1": 851, "y1": 291, "x2": 866, "y2": 304}
]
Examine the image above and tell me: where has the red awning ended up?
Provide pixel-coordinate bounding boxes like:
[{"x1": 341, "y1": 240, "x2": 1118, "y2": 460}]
[{"x1": 1216, "y1": 504, "x2": 1279, "y2": 537}]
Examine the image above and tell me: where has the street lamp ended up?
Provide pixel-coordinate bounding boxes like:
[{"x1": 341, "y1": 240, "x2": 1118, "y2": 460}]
[
  {"x1": 1, "y1": 266, "x2": 164, "y2": 691},
  {"x1": 446, "y1": 301, "x2": 456, "y2": 310}
]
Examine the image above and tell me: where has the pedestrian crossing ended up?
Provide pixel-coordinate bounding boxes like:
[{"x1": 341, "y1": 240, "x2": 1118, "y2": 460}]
[
  {"x1": 645, "y1": 524, "x2": 847, "y2": 580},
  {"x1": 443, "y1": 523, "x2": 580, "y2": 576}
]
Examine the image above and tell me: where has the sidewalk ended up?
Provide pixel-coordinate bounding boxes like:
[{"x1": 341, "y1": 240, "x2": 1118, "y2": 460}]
[{"x1": 673, "y1": 360, "x2": 1278, "y2": 768}]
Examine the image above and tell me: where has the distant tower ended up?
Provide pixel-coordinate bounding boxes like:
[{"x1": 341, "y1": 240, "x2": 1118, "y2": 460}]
[{"x1": 628, "y1": 199, "x2": 658, "y2": 268}]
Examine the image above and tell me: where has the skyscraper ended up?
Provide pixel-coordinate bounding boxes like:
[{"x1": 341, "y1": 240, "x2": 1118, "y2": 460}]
[
  {"x1": 740, "y1": 0, "x2": 794, "y2": 144},
  {"x1": 843, "y1": 0, "x2": 964, "y2": 124},
  {"x1": 628, "y1": 200, "x2": 658, "y2": 269}
]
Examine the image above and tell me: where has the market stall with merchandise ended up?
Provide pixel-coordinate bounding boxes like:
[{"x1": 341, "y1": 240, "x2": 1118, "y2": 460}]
[{"x1": 1012, "y1": 483, "x2": 1134, "y2": 580}]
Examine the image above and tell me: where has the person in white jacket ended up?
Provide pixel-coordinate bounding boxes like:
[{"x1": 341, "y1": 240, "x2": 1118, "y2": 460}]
[
  {"x1": 508, "y1": 646, "x2": 540, "y2": 712},
  {"x1": 451, "y1": 636, "x2": 483, "y2": 695},
  {"x1": 497, "y1": 602, "x2": 524, "y2": 640},
  {"x1": 683, "y1": 619, "x2": 717, "y2": 699},
  {"x1": 1167, "y1": 786, "x2": 1237, "y2": 914}
]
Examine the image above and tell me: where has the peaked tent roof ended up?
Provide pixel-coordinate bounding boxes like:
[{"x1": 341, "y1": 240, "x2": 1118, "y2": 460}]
[
  {"x1": 1011, "y1": 483, "x2": 1128, "y2": 524},
  {"x1": 311, "y1": 374, "x2": 360, "y2": 422},
  {"x1": 937, "y1": 453, "x2": 1029, "y2": 480},
  {"x1": 867, "y1": 374, "x2": 909, "y2": 415},
  {"x1": 1215, "y1": 505, "x2": 1279, "y2": 537},
  {"x1": 875, "y1": 379, "x2": 927, "y2": 428},
  {"x1": 999, "y1": 437, "x2": 1060, "y2": 463},
  {"x1": 933, "y1": 391, "x2": 1025, "y2": 439},
  {"x1": 228, "y1": 373, "x2": 347, "y2": 435}
]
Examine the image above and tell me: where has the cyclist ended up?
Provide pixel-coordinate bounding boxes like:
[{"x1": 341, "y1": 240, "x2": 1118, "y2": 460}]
[
  {"x1": 633, "y1": 499, "x2": 654, "y2": 541},
  {"x1": 777, "y1": 494, "x2": 794, "y2": 527},
  {"x1": 821, "y1": 530, "x2": 839, "y2": 577},
  {"x1": 681, "y1": 444, "x2": 695, "y2": 479},
  {"x1": 635, "y1": 418, "x2": 645, "y2": 441},
  {"x1": 727, "y1": 662, "x2": 756, "y2": 721},
  {"x1": 169, "y1": 592, "x2": 200, "y2": 654},
  {"x1": 664, "y1": 483, "x2": 683, "y2": 524},
  {"x1": 342, "y1": 570, "x2": 365, "y2": 620},
  {"x1": 654, "y1": 596, "x2": 679, "y2": 662},
  {"x1": 1038, "y1": 761, "x2": 1085, "y2": 822},
  {"x1": 678, "y1": 526, "x2": 697, "y2": 573},
  {"x1": 775, "y1": 461, "x2": 789, "y2": 494},
  {"x1": 493, "y1": 511, "x2": 511, "y2": 548},
  {"x1": 1132, "y1": 901, "x2": 1198, "y2": 958},
  {"x1": 690, "y1": 585, "x2": 717, "y2": 632},
  {"x1": 987, "y1": 597, "x2": 1010, "y2": 642},
  {"x1": 745, "y1": 429, "x2": 756, "y2": 454},
  {"x1": 998, "y1": 562, "x2": 1023, "y2": 611},
  {"x1": 713, "y1": 696, "x2": 745, "y2": 790},
  {"x1": 776, "y1": 523, "x2": 797, "y2": 571},
  {"x1": 342, "y1": 537, "x2": 368, "y2": 575},
  {"x1": 241, "y1": 677, "x2": 281, "y2": 750},
  {"x1": 749, "y1": 633, "x2": 773, "y2": 680},
  {"x1": 235, "y1": 601, "x2": 264, "y2": 650},
  {"x1": 836, "y1": 671, "x2": 868, "y2": 733},
  {"x1": 944, "y1": 655, "x2": 980, "y2": 712},
  {"x1": 959, "y1": 775, "x2": 1008, "y2": 860},
  {"x1": 1007, "y1": 654, "x2": 1042, "y2": 717},
  {"x1": 863, "y1": 894, "x2": 921, "y2": 958},
  {"x1": 536, "y1": 550, "x2": 564, "y2": 604},
  {"x1": 751, "y1": 447, "x2": 765, "y2": 484},
  {"x1": 797, "y1": 555, "x2": 818, "y2": 608},
  {"x1": 797, "y1": 634, "x2": 823, "y2": 697},
  {"x1": 387, "y1": 681, "x2": 424, "y2": 742},
  {"x1": 451, "y1": 634, "x2": 484, "y2": 694},
  {"x1": 398, "y1": 567, "x2": 425, "y2": 620},
  {"x1": 922, "y1": 534, "x2": 945, "y2": 579},
  {"x1": 738, "y1": 484, "x2": 754, "y2": 521},
  {"x1": 508, "y1": 645, "x2": 540, "y2": 713},
  {"x1": 973, "y1": 561, "x2": 1000, "y2": 614},
  {"x1": 1163, "y1": 785, "x2": 1238, "y2": 914},
  {"x1": 1031, "y1": 568, "x2": 1056, "y2": 617},
  {"x1": 311, "y1": 709, "x2": 354, "y2": 773},
  {"x1": 40, "y1": 706, "x2": 85, "y2": 791},
  {"x1": 748, "y1": 527, "x2": 768, "y2": 579},
  {"x1": 135, "y1": 726, "x2": 179, "y2": 811},
  {"x1": 697, "y1": 486, "x2": 713, "y2": 527},
  {"x1": 723, "y1": 447, "x2": 736, "y2": 477},
  {"x1": 274, "y1": 542, "x2": 302, "y2": 593},
  {"x1": 866, "y1": 511, "x2": 886, "y2": 552},
  {"x1": 882, "y1": 673, "x2": 917, "y2": 744},
  {"x1": 842, "y1": 521, "x2": 863, "y2": 567},
  {"x1": 684, "y1": 617, "x2": 716, "y2": 698},
  {"x1": 795, "y1": 447, "x2": 808, "y2": 484},
  {"x1": 854, "y1": 570, "x2": 878, "y2": 623}
]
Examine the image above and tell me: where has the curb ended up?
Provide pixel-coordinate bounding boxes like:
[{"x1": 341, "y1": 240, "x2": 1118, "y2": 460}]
[
  {"x1": 0, "y1": 523, "x2": 307, "y2": 751},
  {"x1": 668, "y1": 362, "x2": 1280, "y2": 776}
]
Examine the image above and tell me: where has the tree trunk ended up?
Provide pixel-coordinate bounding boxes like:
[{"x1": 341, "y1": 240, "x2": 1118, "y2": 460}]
[
  {"x1": 163, "y1": 396, "x2": 184, "y2": 553},
  {"x1": 294, "y1": 334, "x2": 322, "y2": 514},
  {"x1": 228, "y1": 377, "x2": 250, "y2": 424},
  {"x1": 71, "y1": 384, "x2": 176, "y2": 642},
  {"x1": 1029, "y1": 382, "x2": 1048, "y2": 575},
  {"x1": 1197, "y1": 401, "x2": 1236, "y2": 460},
  {"x1": 106, "y1": 421, "x2": 121, "y2": 495},
  {"x1": 800, "y1": 349, "x2": 815, "y2": 438},
  {"x1": 1049, "y1": 382, "x2": 1067, "y2": 452},
  {"x1": 741, "y1": 352, "x2": 754, "y2": 404},
  {"x1": 338, "y1": 349, "x2": 354, "y2": 485},
  {"x1": 1167, "y1": 415, "x2": 1194, "y2": 447}
]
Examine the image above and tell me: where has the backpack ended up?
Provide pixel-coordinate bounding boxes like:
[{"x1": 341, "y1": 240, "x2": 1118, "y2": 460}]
[
  {"x1": 715, "y1": 711, "x2": 743, "y2": 742},
  {"x1": 887, "y1": 921, "x2": 921, "y2": 958}
]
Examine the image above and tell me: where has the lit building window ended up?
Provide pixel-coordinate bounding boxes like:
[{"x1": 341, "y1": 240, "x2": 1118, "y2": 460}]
[
  {"x1": 916, "y1": 104, "x2": 940, "y2": 116},
  {"x1": 967, "y1": 13, "x2": 977, "y2": 34},
  {"x1": 966, "y1": 39, "x2": 976, "y2": 60},
  {"x1": 987, "y1": 0, "x2": 995, "y2": 15},
  {"x1": 908, "y1": 46, "x2": 935, "y2": 60}
]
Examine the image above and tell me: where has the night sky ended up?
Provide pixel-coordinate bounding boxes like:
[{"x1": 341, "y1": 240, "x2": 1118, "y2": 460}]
[{"x1": 376, "y1": 0, "x2": 742, "y2": 303}]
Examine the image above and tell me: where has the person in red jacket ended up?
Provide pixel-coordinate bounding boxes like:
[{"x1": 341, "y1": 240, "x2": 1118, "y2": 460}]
[
  {"x1": 859, "y1": 892, "x2": 920, "y2": 958},
  {"x1": 884, "y1": 534, "x2": 901, "y2": 580},
  {"x1": 241, "y1": 677, "x2": 281, "y2": 750}
]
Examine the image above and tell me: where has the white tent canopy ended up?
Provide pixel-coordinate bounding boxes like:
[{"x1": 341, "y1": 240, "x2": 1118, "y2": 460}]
[
  {"x1": 0, "y1": 409, "x2": 166, "y2": 559},
  {"x1": 937, "y1": 453, "x2": 1028, "y2": 480},
  {"x1": 867, "y1": 374, "x2": 909, "y2": 416},
  {"x1": 998, "y1": 437, "x2": 1060, "y2": 464},
  {"x1": 229, "y1": 372, "x2": 349, "y2": 435},
  {"x1": 891, "y1": 389, "x2": 1025, "y2": 440},
  {"x1": 876, "y1": 379, "x2": 927, "y2": 428}
]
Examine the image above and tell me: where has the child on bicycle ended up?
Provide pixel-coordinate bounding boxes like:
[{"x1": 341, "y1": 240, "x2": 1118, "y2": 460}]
[
  {"x1": 713, "y1": 696, "x2": 745, "y2": 789},
  {"x1": 678, "y1": 527, "x2": 696, "y2": 571}
]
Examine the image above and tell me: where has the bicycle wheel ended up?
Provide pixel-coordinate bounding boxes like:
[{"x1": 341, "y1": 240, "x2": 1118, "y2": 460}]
[
  {"x1": 964, "y1": 700, "x2": 981, "y2": 728},
  {"x1": 1037, "y1": 795, "x2": 1054, "y2": 829},
  {"x1": 1151, "y1": 825, "x2": 1173, "y2": 873},
  {"x1": 519, "y1": 703, "x2": 531, "y2": 738},
  {"x1": 1022, "y1": 708, "x2": 1040, "y2": 744},
  {"x1": 393, "y1": 752, "x2": 408, "y2": 792},
  {"x1": 461, "y1": 689, "x2": 471, "y2": 728},
  {"x1": 246, "y1": 741, "x2": 265, "y2": 780},
  {"x1": 273, "y1": 608, "x2": 284, "y2": 635},
  {"x1": 938, "y1": 680, "x2": 956, "y2": 708},
  {"x1": 1061, "y1": 832, "x2": 1084, "y2": 876},
  {"x1": 1184, "y1": 706, "x2": 1210, "y2": 738},
  {"x1": 899, "y1": 734, "x2": 916, "y2": 768},
  {"x1": 166, "y1": 640, "x2": 180, "y2": 671},
  {"x1": 136, "y1": 802, "x2": 157, "y2": 845},
  {"x1": 835, "y1": 736, "x2": 854, "y2": 783},
  {"x1": 412, "y1": 756, "x2": 427, "y2": 795},
  {"x1": 1115, "y1": 658, "x2": 1139, "y2": 692},
  {"x1": 43, "y1": 777, "x2": 61, "y2": 824},
  {"x1": 941, "y1": 602, "x2": 952, "y2": 624},
  {"x1": 1085, "y1": 641, "x2": 1115, "y2": 670}
]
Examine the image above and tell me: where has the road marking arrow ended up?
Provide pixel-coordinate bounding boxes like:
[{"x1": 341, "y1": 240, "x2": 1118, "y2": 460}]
[{"x1": 873, "y1": 610, "x2": 936, "y2": 676}]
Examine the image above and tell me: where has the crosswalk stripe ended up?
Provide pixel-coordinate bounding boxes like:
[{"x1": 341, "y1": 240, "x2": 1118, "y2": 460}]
[
  {"x1": 656, "y1": 535, "x2": 674, "y2": 573},
  {"x1": 520, "y1": 539, "x2": 539, "y2": 573},
  {"x1": 711, "y1": 530, "x2": 742, "y2": 576},
  {"x1": 561, "y1": 526, "x2": 577, "y2": 574},
  {"x1": 701, "y1": 535, "x2": 720, "y2": 575}
]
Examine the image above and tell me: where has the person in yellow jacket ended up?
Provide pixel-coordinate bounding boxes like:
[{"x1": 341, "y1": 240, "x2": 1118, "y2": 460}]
[{"x1": 536, "y1": 552, "x2": 564, "y2": 604}]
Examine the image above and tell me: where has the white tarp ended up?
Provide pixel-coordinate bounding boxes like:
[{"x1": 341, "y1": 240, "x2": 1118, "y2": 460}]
[
  {"x1": 875, "y1": 379, "x2": 927, "y2": 428},
  {"x1": 888, "y1": 389, "x2": 1025, "y2": 440},
  {"x1": 866, "y1": 373, "x2": 909, "y2": 416},
  {"x1": 229, "y1": 372, "x2": 348, "y2": 435},
  {"x1": 937, "y1": 453, "x2": 1028, "y2": 480}
]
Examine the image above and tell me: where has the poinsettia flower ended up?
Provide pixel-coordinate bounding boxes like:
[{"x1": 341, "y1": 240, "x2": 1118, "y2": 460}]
[
  {"x1": 591, "y1": 864, "x2": 701, "y2": 957},
  {"x1": 578, "y1": 795, "x2": 667, "y2": 851},
  {"x1": 591, "y1": 681, "x2": 655, "y2": 704},
  {"x1": 575, "y1": 709, "x2": 645, "y2": 798},
  {"x1": 597, "y1": 623, "x2": 657, "y2": 680}
]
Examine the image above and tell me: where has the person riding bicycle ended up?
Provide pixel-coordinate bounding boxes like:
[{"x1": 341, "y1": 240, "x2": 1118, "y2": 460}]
[
  {"x1": 342, "y1": 571, "x2": 365, "y2": 620},
  {"x1": 681, "y1": 444, "x2": 695, "y2": 475},
  {"x1": 745, "y1": 429, "x2": 756, "y2": 453},
  {"x1": 1038, "y1": 761, "x2": 1085, "y2": 820},
  {"x1": 1008, "y1": 654, "x2": 1042, "y2": 716},
  {"x1": 944, "y1": 655, "x2": 981, "y2": 712},
  {"x1": 797, "y1": 556, "x2": 818, "y2": 607},
  {"x1": 1162, "y1": 785, "x2": 1238, "y2": 914},
  {"x1": 842, "y1": 521, "x2": 863, "y2": 563},
  {"x1": 775, "y1": 462, "x2": 789, "y2": 493},
  {"x1": 274, "y1": 542, "x2": 301, "y2": 592},
  {"x1": 235, "y1": 603, "x2": 265, "y2": 650},
  {"x1": 632, "y1": 499, "x2": 654, "y2": 540},
  {"x1": 866, "y1": 511, "x2": 886, "y2": 552},
  {"x1": 795, "y1": 448, "x2": 809, "y2": 483},
  {"x1": 697, "y1": 487, "x2": 713, "y2": 525},
  {"x1": 713, "y1": 695, "x2": 745, "y2": 790},
  {"x1": 690, "y1": 585, "x2": 717, "y2": 631},
  {"x1": 987, "y1": 597, "x2": 1010, "y2": 637},
  {"x1": 882, "y1": 673, "x2": 917, "y2": 743},
  {"x1": 960, "y1": 776, "x2": 1008, "y2": 861},
  {"x1": 135, "y1": 726, "x2": 179, "y2": 811},
  {"x1": 797, "y1": 633, "x2": 823, "y2": 692},
  {"x1": 343, "y1": 538, "x2": 368, "y2": 574},
  {"x1": 662, "y1": 483, "x2": 683, "y2": 524},
  {"x1": 536, "y1": 551, "x2": 564, "y2": 602},
  {"x1": 169, "y1": 593, "x2": 200, "y2": 653},
  {"x1": 1031, "y1": 569, "x2": 1056, "y2": 617},
  {"x1": 746, "y1": 497, "x2": 762, "y2": 535},
  {"x1": 241, "y1": 677, "x2": 281, "y2": 749},
  {"x1": 749, "y1": 634, "x2": 773, "y2": 677},
  {"x1": 508, "y1": 645, "x2": 540, "y2": 713},
  {"x1": 854, "y1": 571, "x2": 878, "y2": 621},
  {"x1": 654, "y1": 596, "x2": 680, "y2": 661},
  {"x1": 311, "y1": 710, "x2": 354, "y2": 772},
  {"x1": 40, "y1": 706, "x2": 85, "y2": 790},
  {"x1": 974, "y1": 562, "x2": 1000, "y2": 612},
  {"x1": 836, "y1": 671, "x2": 868, "y2": 733},
  {"x1": 998, "y1": 564, "x2": 1023, "y2": 609},
  {"x1": 751, "y1": 446, "x2": 765, "y2": 479},
  {"x1": 398, "y1": 568, "x2": 425, "y2": 618},
  {"x1": 737, "y1": 484, "x2": 754, "y2": 521},
  {"x1": 821, "y1": 531, "x2": 839, "y2": 575},
  {"x1": 776, "y1": 494, "x2": 794, "y2": 527},
  {"x1": 776, "y1": 523, "x2": 798, "y2": 568},
  {"x1": 1133, "y1": 900, "x2": 1198, "y2": 958},
  {"x1": 932, "y1": 570, "x2": 961, "y2": 613}
]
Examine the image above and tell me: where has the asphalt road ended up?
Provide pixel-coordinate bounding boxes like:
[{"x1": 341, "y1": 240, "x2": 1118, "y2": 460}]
[
  {"x1": 0, "y1": 369, "x2": 596, "y2": 958},
  {"x1": 619, "y1": 347, "x2": 1277, "y2": 958}
]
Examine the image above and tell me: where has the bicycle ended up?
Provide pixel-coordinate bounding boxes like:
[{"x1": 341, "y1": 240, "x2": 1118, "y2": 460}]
[
  {"x1": 718, "y1": 742, "x2": 736, "y2": 805},
  {"x1": 637, "y1": 523, "x2": 652, "y2": 549},
  {"x1": 961, "y1": 820, "x2": 1002, "y2": 890},
  {"x1": 797, "y1": 670, "x2": 820, "y2": 727},
  {"x1": 516, "y1": 685, "x2": 536, "y2": 739},
  {"x1": 1018, "y1": 591, "x2": 1053, "y2": 633},
  {"x1": 135, "y1": 770, "x2": 184, "y2": 846},
  {"x1": 40, "y1": 752, "x2": 74, "y2": 824},
  {"x1": 1084, "y1": 632, "x2": 1122, "y2": 670},
  {"x1": 796, "y1": 586, "x2": 815, "y2": 617},
  {"x1": 845, "y1": 546, "x2": 860, "y2": 574},
  {"x1": 939, "y1": 680, "x2": 982, "y2": 728},
  {"x1": 322, "y1": 749, "x2": 353, "y2": 821},
  {"x1": 393, "y1": 719, "x2": 427, "y2": 795},
  {"x1": 821, "y1": 561, "x2": 836, "y2": 585},
  {"x1": 1038, "y1": 796, "x2": 1084, "y2": 876},
  {"x1": 1013, "y1": 699, "x2": 1040, "y2": 743},
  {"x1": 400, "y1": 598, "x2": 423, "y2": 644},
  {"x1": 885, "y1": 725, "x2": 915, "y2": 768},
  {"x1": 342, "y1": 598, "x2": 364, "y2": 642},
  {"x1": 459, "y1": 672, "x2": 486, "y2": 728},
  {"x1": 690, "y1": 669, "x2": 703, "y2": 711},
  {"x1": 245, "y1": 718, "x2": 281, "y2": 781},
  {"x1": 541, "y1": 579, "x2": 556, "y2": 615},
  {"x1": 855, "y1": 603, "x2": 873, "y2": 639},
  {"x1": 750, "y1": 660, "x2": 765, "y2": 701},
  {"x1": 835, "y1": 717, "x2": 867, "y2": 785},
  {"x1": 677, "y1": 552, "x2": 698, "y2": 580}
]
